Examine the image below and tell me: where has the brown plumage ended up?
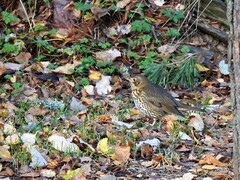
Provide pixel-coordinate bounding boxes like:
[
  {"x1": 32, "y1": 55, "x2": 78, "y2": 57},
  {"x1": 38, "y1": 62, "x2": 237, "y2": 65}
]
[{"x1": 128, "y1": 74, "x2": 205, "y2": 119}]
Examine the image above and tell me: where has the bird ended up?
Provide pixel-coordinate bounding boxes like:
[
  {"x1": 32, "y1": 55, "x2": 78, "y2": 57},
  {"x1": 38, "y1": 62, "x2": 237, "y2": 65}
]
[{"x1": 127, "y1": 74, "x2": 205, "y2": 122}]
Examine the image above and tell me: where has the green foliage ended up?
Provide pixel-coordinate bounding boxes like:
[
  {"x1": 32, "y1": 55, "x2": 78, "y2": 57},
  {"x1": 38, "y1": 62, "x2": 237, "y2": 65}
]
[
  {"x1": 1, "y1": 11, "x2": 18, "y2": 24},
  {"x1": 127, "y1": 50, "x2": 140, "y2": 60},
  {"x1": 140, "y1": 54, "x2": 200, "y2": 88},
  {"x1": 96, "y1": 62, "x2": 116, "y2": 74},
  {"x1": 11, "y1": 82, "x2": 23, "y2": 96},
  {"x1": 74, "y1": 2, "x2": 92, "y2": 12},
  {"x1": 98, "y1": 42, "x2": 111, "y2": 49},
  {"x1": 0, "y1": 43, "x2": 18, "y2": 54},
  {"x1": 35, "y1": 38, "x2": 56, "y2": 52},
  {"x1": 165, "y1": 28, "x2": 180, "y2": 37},
  {"x1": 34, "y1": 25, "x2": 45, "y2": 32},
  {"x1": 179, "y1": 45, "x2": 190, "y2": 53},
  {"x1": 171, "y1": 58, "x2": 200, "y2": 87},
  {"x1": 161, "y1": 9, "x2": 184, "y2": 23},
  {"x1": 79, "y1": 77, "x2": 90, "y2": 86},
  {"x1": 75, "y1": 56, "x2": 95, "y2": 74},
  {"x1": 131, "y1": 20, "x2": 151, "y2": 32}
]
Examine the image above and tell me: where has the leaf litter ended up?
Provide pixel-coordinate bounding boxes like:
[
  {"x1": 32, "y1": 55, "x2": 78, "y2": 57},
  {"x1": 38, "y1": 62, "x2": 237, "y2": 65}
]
[{"x1": 0, "y1": 0, "x2": 233, "y2": 179}]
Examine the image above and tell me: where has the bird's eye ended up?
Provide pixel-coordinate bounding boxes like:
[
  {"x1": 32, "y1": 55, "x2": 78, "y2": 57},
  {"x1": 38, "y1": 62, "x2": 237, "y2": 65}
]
[{"x1": 132, "y1": 78, "x2": 140, "y2": 85}]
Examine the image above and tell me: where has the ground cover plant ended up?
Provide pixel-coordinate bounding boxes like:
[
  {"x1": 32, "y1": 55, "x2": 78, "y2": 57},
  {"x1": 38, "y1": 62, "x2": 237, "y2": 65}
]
[{"x1": 0, "y1": 0, "x2": 232, "y2": 179}]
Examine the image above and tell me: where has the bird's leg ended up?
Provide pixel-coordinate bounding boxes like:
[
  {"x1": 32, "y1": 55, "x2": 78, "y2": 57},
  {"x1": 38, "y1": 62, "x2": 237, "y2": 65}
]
[{"x1": 150, "y1": 117, "x2": 160, "y2": 127}]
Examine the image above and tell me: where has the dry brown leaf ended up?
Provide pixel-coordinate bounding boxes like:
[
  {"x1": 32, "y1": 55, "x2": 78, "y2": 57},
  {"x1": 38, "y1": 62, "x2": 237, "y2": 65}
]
[
  {"x1": 199, "y1": 154, "x2": 228, "y2": 167},
  {"x1": 116, "y1": 0, "x2": 131, "y2": 8},
  {"x1": 140, "y1": 144, "x2": 153, "y2": 159},
  {"x1": 15, "y1": 52, "x2": 31, "y2": 64},
  {"x1": 98, "y1": 115, "x2": 111, "y2": 121},
  {"x1": 112, "y1": 145, "x2": 130, "y2": 163},
  {"x1": 0, "y1": 146, "x2": 11, "y2": 159},
  {"x1": 26, "y1": 107, "x2": 49, "y2": 116},
  {"x1": 188, "y1": 113, "x2": 205, "y2": 132}
]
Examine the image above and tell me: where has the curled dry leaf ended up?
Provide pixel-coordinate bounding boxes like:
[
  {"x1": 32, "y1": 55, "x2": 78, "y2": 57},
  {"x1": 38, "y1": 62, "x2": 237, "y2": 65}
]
[
  {"x1": 40, "y1": 169, "x2": 56, "y2": 178},
  {"x1": 179, "y1": 131, "x2": 192, "y2": 141},
  {"x1": 151, "y1": 0, "x2": 166, "y2": 7},
  {"x1": 157, "y1": 44, "x2": 177, "y2": 57},
  {"x1": 83, "y1": 85, "x2": 95, "y2": 95},
  {"x1": 5, "y1": 133, "x2": 20, "y2": 145},
  {"x1": 136, "y1": 138, "x2": 161, "y2": 151},
  {"x1": 21, "y1": 133, "x2": 36, "y2": 145},
  {"x1": 95, "y1": 75, "x2": 112, "y2": 96},
  {"x1": 48, "y1": 134, "x2": 80, "y2": 153},
  {"x1": 3, "y1": 124, "x2": 16, "y2": 134},
  {"x1": 53, "y1": 61, "x2": 81, "y2": 74},
  {"x1": 117, "y1": 24, "x2": 131, "y2": 35},
  {"x1": 116, "y1": 0, "x2": 131, "y2": 8},
  {"x1": 0, "y1": 146, "x2": 11, "y2": 159},
  {"x1": 188, "y1": 113, "x2": 205, "y2": 132},
  {"x1": 95, "y1": 49, "x2": 121, "y2": 62},
  {"x1": 29, "y1": 146, "x2": 48, "y2": 168},
  {"x1": 199, "y1": 154, "x2": 228, "y2": 167}
]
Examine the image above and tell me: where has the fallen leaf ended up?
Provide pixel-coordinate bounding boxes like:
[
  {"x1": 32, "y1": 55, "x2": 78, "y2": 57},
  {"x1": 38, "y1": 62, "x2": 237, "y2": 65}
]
[
  {"x1": 0, "y1": 146, "x2": 11, "y2": 159},
  {"x1": 174, "y1": 172, "x2": 196, "y2": 180},
  {"x1": 4, "y1": 62, "x2": 23, "y2": 70},
  {"x1": 83, "y1": 85, "x2": 95, "y2": 95},
  {"x1": 5, "y1": 133, "x2": 20, "y2": 145},
  {"x1": 157, "y1": 44, "x2": 177, "y2": 57},
  {"x1": 21, "y1": 133, "x2": 36, "y2": 145},
  {"x1": 29, "y1": 146, "x2": 48, "y2": 168},
  {"x1": 89, "y1": 70, "x2": 101, "y2": 80},
  {"x1": 15, "y1": 52, "x2": 31, "y2": 64},
  {"x1": 199, "y1": 154, "x2": 228, "y2": 167},
  {"x1": 117, "y1": 24, "x2": 131, "y2": 35},
  {"x1": 4, "y1": 124, "x2": 16, "y2": 134},
  {"x1": 96, "y1": 138, "x2": 111, "y2": 154},
  {"x1": 136, "y1": 138, "x2": 161, "y2": 151},
  {"x1": 188, "y1": 113, "x2": 204, "y2": 132},
  {"x1": 219, "y1": 60, "x2": 229, "y2": 75},
  {"x1": 53, "y1": 61, "x2": 81, "y2": 74},
  {"x1": 116, "y1": 0, "x2": 131, "y2": 8},
  {"x1": 152, "y1": 0, "x2": 166, "y2": 7},
  {"x1": 112, "y1": 145, "x2": 130, "y2": 163},
  {"x1": 95, "y1": 75, "x2": 112, "y2": 96},
  {"x1": 195, "y1": 63, "x2": 209, "y2": 72},
  {"x1": 95, "y1": 49, "x2": 121, "y2": 62},
  {"x1": 40, "y1": 169, "x2": 56, "y2": 178},
  {"x1": 179, "y1": 131, "x2": 192, "y2": 141},
  {"x1": 48, "y1": 135, "x2": 80, "y2": 153}
]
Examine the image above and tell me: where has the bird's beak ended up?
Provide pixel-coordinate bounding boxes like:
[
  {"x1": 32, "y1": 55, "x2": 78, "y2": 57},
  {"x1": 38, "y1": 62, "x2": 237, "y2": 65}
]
[{"x1": 124, "y1": 75, "x2": 131, "y2": 81}]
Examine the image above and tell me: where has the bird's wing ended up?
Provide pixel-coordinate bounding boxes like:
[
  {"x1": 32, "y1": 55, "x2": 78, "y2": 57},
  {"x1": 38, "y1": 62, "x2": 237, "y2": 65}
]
[{"x1": 142, "y1": 84, "x2": 185, "y2": 117}]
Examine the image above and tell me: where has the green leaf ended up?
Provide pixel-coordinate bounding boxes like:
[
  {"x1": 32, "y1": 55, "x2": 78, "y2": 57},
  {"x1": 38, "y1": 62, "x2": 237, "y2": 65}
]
[
  {"x1": 74, "y1": 2, "x2": 92, "y2": 12},
  {"x1": 165, "y1": 28, "x2": 180, "y2": 37},
  {"x1": 1, "y1": 11, "x2": 18, "y2": 24},
  {"x1": 131, "y1": 20, "x2": 151, "y2": 32}
]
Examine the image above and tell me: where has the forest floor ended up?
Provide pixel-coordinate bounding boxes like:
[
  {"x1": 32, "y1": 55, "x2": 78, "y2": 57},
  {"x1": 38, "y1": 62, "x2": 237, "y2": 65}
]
[{"x1": 0, "y1": 0, "x2": 232, "y2": 179}]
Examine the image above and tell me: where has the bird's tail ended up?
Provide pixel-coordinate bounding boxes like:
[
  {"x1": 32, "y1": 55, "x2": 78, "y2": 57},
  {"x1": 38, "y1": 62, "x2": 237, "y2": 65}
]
[{"x1": 178, "y1": 103, "x2": 206, "y2": 112}]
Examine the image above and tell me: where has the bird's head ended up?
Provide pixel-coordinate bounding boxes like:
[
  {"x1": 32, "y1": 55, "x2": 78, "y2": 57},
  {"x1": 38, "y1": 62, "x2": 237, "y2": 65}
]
[{"x1": 127, "y1": 74, "x2": 149, "y2": 90}]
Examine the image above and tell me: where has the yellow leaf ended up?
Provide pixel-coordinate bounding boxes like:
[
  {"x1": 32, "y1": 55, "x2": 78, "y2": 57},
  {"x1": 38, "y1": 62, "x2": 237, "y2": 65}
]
[
  {"x1": 89, "y1": 70, "x2": 101, "y2": 81},
  {"x1": 97, "y1": 138, "x2": 110, "y2": 153},
  {"x1": 195, "y1": 63, "x2": 209, "y2": 72}
]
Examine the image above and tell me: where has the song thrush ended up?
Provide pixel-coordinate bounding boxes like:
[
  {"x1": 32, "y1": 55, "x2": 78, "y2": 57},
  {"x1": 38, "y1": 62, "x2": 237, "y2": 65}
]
[{"x1": 128, "y1": 74, "x2": 205, "y2": 120}]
